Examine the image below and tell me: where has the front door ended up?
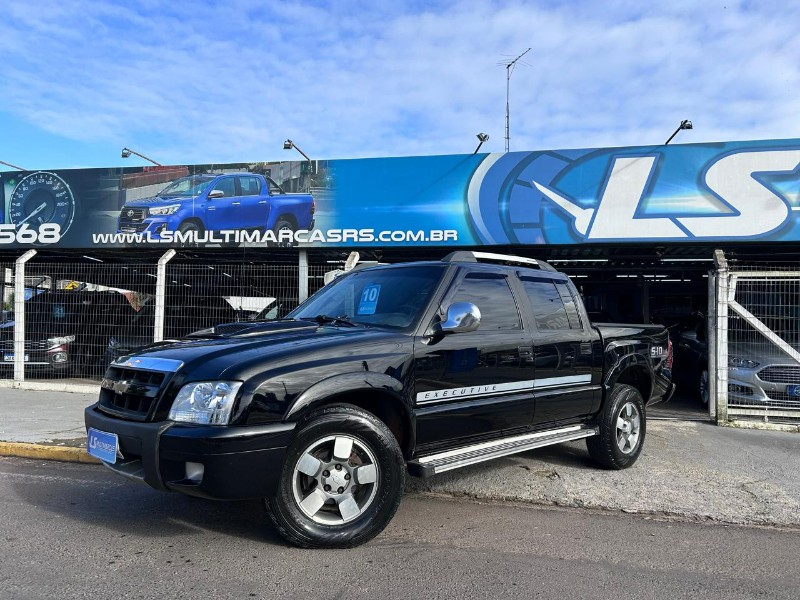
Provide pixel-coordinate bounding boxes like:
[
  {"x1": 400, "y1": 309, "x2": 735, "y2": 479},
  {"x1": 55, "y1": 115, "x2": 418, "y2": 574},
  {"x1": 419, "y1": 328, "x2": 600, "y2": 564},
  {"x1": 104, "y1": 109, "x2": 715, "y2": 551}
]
[
  {"x1": 414, "y1": 270, "x2": 535, "y2": 452},
  {"x1": 204, "y1": 176, "x2": 237, "y2": 231}
]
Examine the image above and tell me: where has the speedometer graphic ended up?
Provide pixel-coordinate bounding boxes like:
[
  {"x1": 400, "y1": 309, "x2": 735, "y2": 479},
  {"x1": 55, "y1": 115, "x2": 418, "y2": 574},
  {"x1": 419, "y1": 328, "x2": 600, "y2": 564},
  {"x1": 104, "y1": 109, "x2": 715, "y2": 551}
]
[{"x1": 8, "y1": 171, "x2": 76, "y2": 239}]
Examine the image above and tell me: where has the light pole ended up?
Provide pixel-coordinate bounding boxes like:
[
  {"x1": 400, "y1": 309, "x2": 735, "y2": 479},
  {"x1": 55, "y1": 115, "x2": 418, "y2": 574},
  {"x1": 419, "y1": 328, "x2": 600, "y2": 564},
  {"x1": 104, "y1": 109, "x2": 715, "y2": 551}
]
[
  {"x1": 0, "y1": 159, "x2": 25, "y2": 170},
  {"x1": 283, "y1": 139, "x2": 313, "y2": 192},
  {"x1": 121, "y1": 147, "x2": 162, "y2": 166},
  {"x1": 664, "y1": 120, "x2": 693, "y2": 145},
  {"x1": 473, "y1": 133, "x2": 490, "y2": 154}
]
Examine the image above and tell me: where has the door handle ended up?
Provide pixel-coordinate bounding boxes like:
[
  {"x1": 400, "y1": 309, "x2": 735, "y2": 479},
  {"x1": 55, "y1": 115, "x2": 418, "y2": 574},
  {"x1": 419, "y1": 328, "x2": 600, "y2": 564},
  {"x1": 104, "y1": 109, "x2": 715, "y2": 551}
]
[
  {"x1": 232, "y1": 202, "x2": 241, "y2": 206},
  {"x1": 518, "y1": 346, "x2": 533, "y2": 360},
  {"x1": 580, "y1": 343, "x2": 592, "y2": 355}
]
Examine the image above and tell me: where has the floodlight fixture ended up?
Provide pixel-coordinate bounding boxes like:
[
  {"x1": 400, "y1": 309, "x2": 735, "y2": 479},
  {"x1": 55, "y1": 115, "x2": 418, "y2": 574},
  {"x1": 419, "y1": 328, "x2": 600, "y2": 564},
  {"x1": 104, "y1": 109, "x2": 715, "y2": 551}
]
[
  {"x1": 664, "y1": 120, "x2": 693, "y2": 145},
  {"x1": 473, "y1": 133, "x2": 490, "y2": 154},
  {"x1": 283, "y1": 139, "x2": 312, "y2": 163},
  {"x1": 121, "y1": 147, "x2": 162, "y2": 166}
]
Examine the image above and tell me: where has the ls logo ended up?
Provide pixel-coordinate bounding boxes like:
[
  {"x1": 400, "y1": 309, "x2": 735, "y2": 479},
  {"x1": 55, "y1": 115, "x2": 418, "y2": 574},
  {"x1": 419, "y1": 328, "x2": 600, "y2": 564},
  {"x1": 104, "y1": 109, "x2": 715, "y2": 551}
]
[{"x1": 532, "y1": 149, "x2": 800, "y2": 240}]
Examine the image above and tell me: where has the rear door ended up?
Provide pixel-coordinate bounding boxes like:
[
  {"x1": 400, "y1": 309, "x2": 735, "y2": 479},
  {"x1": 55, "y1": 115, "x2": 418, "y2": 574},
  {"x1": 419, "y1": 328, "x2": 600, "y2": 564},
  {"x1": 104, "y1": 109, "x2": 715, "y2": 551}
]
[
  {"x1": 413, "y1": 269, "x2": 535, "y2": 451},
  {"x1": 516, "y1": 274, "x2": 599, "y2": 425},
  {"x1": 236, "y1": 175, "x2": 268, "y2": 229}
]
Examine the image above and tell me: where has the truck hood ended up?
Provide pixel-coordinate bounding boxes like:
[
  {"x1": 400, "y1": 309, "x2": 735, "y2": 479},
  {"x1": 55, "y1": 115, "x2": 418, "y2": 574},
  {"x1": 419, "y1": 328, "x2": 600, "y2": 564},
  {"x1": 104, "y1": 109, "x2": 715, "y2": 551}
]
[
  {"x1": 123, "y1": 195, "x2": 198, "y2": 207},
  {"x1": 113, "y1": 319, "x2": 409, "y2": 381}
]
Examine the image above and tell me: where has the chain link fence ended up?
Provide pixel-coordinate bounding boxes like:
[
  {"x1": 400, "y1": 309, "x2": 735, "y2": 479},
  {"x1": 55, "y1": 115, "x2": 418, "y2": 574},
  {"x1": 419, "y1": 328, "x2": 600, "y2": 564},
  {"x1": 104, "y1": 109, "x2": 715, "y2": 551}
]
[
  {"x1": 0, "y1": 252, "x2": 331, "y2": 384},
  {"x1": 711, "y1": 250, "x2": 800, "y2": 424}
]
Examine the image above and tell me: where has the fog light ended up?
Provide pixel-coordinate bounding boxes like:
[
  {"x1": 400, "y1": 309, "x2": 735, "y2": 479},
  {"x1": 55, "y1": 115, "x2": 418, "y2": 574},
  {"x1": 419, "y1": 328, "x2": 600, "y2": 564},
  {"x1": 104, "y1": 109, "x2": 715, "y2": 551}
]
[
  {"x1": 185, "y1": 462, "x2": 204, "y2": 483},
  {"x1": 52, "y1": 352, "x2": 68, "y2": 363},
  {"x1": 728, "y1": 383, "x2": 754, "y2": 396}
]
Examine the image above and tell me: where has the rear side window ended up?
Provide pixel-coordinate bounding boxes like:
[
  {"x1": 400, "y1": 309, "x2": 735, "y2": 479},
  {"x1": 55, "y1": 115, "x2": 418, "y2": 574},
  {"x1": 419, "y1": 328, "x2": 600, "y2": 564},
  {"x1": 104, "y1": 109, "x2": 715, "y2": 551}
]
[
  {"x1": 451, "y1": 273, "x2": 521, "y2": 331},
  {"x1": 238, "y1": 176, "x2": 261, "y2": 195},
  {"x1": 521, "y1": 278, "x2": 569, "y2": 330},
  {"x1": 555, "y1": 280, "x2": 583, "y2": 329}
]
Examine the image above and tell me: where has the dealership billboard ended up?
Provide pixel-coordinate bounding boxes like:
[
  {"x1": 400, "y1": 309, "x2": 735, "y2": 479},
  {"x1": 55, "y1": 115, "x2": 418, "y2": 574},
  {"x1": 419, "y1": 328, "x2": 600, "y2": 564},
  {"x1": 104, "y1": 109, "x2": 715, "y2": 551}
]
[{"x1": 1, "y1": 138, "x2": 799, "y2": 249}]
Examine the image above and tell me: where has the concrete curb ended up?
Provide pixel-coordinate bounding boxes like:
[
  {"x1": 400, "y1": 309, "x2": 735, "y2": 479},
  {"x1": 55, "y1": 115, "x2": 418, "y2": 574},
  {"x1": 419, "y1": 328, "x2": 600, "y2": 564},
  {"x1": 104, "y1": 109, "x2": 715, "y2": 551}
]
[
  {"x1": 721, "y1": 420, "x2": 800, "y2": 433},
  {"x1": 0, "y1": 380, "x2": 100, "y2": 394},
  {"x1": 0, "y1": 441, "x2": 100, "y2": 464}
]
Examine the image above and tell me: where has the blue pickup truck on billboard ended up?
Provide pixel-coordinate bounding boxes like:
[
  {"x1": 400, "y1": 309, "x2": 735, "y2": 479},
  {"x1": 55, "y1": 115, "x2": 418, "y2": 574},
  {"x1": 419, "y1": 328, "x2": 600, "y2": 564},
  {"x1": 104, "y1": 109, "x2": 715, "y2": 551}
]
[{"x1": 117, "y1": 172, "x2": 315, "y2": 245}]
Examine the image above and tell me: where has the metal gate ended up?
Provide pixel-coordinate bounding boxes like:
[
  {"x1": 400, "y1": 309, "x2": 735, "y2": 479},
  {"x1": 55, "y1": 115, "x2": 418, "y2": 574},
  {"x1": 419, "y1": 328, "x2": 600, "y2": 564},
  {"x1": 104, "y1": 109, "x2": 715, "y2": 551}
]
[{"x1": 711, "y1": 250, "x2": 800, "y2": 424}]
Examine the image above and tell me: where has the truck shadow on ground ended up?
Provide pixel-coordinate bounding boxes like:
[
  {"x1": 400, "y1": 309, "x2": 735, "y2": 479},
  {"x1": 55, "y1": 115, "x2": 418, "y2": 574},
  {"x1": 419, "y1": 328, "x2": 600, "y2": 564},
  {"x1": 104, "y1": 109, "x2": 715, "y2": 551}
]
[{"x1": 9, "y1": 460, "x2": 289, "y2": 546}]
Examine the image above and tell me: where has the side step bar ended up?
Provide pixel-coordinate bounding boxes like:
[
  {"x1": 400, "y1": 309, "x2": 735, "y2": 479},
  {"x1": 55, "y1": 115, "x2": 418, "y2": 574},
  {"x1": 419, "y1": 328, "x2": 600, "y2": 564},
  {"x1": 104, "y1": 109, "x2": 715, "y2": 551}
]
[{"x1": 407, "y1": 425, "x2": 598, "y2": 478}]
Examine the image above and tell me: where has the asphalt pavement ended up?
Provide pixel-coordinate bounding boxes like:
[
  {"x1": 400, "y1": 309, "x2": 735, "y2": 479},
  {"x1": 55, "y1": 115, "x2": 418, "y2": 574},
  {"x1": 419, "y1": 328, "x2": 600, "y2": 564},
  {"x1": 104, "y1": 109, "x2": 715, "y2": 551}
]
[
  {"x1": 2, "y1": 458, "x2": 799, "y2": 600},
  {"x1": 1, "y1": 384, "x2": 799, "y2": 528}
]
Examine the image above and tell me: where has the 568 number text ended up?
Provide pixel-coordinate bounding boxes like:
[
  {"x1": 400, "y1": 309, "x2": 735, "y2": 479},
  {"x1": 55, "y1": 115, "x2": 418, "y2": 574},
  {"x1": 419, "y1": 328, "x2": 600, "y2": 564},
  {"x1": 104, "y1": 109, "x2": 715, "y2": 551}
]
[{"x1": 0, "y1": 224, "x2": 62, "y2": 244}]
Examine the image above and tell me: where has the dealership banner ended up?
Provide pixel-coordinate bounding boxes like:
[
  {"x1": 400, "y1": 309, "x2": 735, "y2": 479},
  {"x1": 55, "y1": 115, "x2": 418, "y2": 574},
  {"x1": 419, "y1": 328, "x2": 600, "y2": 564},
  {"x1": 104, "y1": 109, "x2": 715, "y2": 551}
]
[{"x1": 1, "y1": 138, "x2": 799, "y2": 249}]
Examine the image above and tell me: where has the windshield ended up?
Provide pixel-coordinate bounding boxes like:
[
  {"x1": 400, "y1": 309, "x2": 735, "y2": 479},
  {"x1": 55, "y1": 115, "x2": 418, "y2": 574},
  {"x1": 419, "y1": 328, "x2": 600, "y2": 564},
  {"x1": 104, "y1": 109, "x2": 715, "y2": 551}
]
[
  {"x1": 158, "y1": 175, "x2": 216, "y2": 198},
  {"x1": 288, "y1": 265, "x2": 445, "y2": 330}
]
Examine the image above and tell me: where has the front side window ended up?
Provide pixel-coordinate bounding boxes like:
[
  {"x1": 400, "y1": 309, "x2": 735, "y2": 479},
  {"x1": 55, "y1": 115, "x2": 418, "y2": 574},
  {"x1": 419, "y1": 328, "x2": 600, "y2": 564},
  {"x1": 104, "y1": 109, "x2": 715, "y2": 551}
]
[
  {"x1": 450, "y1": 273, "x2": 521, "y2": 331},
  {"x1": 211, "y1": 177, "x2": 236, "y2": 197}
]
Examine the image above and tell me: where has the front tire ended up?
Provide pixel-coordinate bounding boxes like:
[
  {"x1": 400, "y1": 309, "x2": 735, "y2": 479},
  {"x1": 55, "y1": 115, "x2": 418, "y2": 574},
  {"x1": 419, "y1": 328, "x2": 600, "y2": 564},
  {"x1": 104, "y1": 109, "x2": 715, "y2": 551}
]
[
  {"x1": 266, "y1": 404, "x2": 405, "y2": 548},
  {"x1": 698, "y1": 368, "x2": 709, "y2": 405},
  {"x1": 177, "y1": 221, "x2": 201, "y2": 248},
  {"x1": 587, "y1": 384, "x2": 646, "y2": 469}
]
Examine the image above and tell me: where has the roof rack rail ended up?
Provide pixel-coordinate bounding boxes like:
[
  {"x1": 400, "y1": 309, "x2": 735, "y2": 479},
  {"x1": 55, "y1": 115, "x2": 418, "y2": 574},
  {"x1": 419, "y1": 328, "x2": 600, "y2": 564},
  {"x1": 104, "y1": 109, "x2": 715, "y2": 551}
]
[{"x1": 441, "y1": 251, "x2": 556, "y2": 271}]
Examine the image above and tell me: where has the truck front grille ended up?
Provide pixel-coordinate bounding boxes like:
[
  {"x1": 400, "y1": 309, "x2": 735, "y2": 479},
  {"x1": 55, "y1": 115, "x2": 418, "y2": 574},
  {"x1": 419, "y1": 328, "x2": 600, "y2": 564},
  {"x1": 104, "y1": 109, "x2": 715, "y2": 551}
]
[
  {"x1": 98, "y1": 366, "x2": 166, "y2": 421},
  {"x1": 119, "y1": 207, "x2": 147, "y2": 222}
]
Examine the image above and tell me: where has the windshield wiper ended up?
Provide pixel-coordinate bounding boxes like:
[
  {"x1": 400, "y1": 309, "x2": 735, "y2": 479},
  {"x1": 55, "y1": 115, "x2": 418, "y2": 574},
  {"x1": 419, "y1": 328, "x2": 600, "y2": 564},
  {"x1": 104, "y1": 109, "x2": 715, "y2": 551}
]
[{"x1": 314, "y1": 314, "x2": 358, "y2": 327}]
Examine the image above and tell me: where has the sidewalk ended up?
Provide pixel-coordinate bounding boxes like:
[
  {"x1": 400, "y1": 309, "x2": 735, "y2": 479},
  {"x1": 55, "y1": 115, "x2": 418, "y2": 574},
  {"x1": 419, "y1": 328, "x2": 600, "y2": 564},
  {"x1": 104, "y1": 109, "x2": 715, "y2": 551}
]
[
  {"x1": 1, "y1": 385, "x2": 799, "y2": 528},
  {"x1": 0, "y1": 386, "x2": 98, "y2": 463}
]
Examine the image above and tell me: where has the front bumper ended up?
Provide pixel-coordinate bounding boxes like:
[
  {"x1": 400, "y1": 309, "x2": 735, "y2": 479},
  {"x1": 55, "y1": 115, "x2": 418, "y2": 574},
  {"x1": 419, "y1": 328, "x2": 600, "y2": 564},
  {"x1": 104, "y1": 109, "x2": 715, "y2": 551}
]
[
  {"x1": 728, "y1": 366, "x2": 800, "y2": 407},
  {"x1": 0, "y1": 345, "x2": 71, "y2": 370},
  {"x1": 85, "y1": 404, "x2": 295, "y2": 500},
  {"x1": 118, "y1": 218, "x2": 171, "y2": 239}
]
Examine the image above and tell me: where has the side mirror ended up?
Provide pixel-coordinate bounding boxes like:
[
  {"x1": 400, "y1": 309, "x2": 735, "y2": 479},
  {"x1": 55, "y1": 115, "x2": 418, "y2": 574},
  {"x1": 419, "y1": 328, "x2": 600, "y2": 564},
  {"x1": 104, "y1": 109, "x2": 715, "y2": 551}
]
[
  {"x1": 441, "y1": 302, "x2": 481, "y2": 334},
  {"x1": 208, "y1": 189, "x2": 225, "y2": 199}
]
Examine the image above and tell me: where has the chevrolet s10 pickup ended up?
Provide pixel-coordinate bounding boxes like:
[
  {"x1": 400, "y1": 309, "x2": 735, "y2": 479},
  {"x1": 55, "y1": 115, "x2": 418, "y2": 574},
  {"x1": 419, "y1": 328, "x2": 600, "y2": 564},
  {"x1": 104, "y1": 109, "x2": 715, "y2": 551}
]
[{"x1": 86, "y1": 252, "x2": 673, "y2": 547}]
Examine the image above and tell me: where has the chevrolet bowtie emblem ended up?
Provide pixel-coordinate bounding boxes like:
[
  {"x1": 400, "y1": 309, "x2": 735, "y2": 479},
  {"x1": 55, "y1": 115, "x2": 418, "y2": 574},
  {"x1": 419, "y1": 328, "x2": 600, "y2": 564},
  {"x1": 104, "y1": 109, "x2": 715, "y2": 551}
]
[{"x1": 112, "y1": 380, "x2": 130, "y2": 395}]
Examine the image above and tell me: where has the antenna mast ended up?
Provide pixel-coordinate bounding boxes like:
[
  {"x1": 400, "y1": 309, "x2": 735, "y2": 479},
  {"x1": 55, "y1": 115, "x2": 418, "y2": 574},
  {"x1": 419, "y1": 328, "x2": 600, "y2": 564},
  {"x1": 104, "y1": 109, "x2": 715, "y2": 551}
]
[{"x1": 500, "y1": 48, "x2": 531, "y2": 153}]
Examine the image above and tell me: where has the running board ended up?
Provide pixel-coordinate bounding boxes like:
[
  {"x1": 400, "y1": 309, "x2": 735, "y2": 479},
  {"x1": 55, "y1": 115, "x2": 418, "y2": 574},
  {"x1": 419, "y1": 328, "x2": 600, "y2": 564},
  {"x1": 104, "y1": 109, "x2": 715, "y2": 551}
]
[{"x1": 407, "y1": 425, "x2": 598, "y2": 478}]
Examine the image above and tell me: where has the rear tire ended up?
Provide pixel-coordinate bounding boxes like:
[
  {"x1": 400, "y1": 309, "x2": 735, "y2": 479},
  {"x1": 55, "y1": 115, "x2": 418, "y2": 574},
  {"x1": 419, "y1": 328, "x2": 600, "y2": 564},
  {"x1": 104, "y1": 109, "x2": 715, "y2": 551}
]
[
  {"x1": 271, "y1": 219, "x2": 296, "y2": 248},
  {"x1": 266, "y1": 404, "x2": 404, "y2": 548},
  {"x1": 587, "y1": 384, "x2": 646, "y2": 469}
]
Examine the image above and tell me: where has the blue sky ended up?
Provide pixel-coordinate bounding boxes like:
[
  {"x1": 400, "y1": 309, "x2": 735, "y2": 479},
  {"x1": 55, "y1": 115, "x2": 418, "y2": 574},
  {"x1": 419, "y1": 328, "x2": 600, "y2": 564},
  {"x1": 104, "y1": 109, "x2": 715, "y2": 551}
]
[{"x1": 0, "y1": 0, "x2": 797, "y2": 170}]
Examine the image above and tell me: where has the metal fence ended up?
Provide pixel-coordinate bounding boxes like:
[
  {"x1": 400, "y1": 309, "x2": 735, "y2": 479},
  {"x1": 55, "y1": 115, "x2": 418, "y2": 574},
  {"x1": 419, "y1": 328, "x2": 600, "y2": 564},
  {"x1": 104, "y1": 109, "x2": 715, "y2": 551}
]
[
  {"x1": 0, "y1": 251, "x2": 330, "y2": 383},
  {"x1": 711, "y1": 250, "x2": 800, "y2": 424}
]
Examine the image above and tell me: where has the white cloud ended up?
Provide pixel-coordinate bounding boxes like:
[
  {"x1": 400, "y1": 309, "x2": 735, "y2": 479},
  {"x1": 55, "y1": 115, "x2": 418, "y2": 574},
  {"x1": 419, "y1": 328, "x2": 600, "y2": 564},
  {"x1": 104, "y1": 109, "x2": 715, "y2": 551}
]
[{"x1": 0, "y1": 0, "x2": 798, "y2": 167}]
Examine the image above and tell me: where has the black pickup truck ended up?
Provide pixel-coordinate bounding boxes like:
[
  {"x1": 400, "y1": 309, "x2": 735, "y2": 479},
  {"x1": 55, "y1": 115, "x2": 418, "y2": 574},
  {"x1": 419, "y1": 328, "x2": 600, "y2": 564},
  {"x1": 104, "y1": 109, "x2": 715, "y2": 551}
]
[{"x1": 85, "y1": 252, "x2": 673, "y2": 548}]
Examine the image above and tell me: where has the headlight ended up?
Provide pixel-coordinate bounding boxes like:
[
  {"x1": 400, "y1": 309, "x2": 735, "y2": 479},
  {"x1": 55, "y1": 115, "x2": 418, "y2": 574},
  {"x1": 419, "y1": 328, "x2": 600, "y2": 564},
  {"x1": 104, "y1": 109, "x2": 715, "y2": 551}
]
[
  {"x1": 46, "y1": 335, "x2": 75, "y2": 348},
  {"x1": 728, "y1": 356, "x2": 760, "y2": 369},
  {"x1": 168, "y1": 381, "x2": 242, "y2": 425},
  {"x1": 149, "y1": 204, "x2": 181, "y2": 216}
]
